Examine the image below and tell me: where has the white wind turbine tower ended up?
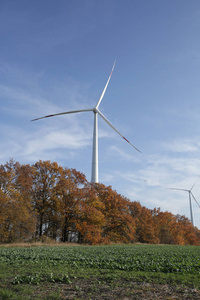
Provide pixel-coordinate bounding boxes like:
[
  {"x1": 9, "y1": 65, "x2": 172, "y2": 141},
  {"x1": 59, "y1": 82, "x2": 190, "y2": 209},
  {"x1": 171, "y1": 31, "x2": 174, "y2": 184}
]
[
  {"x1": 168, "y1": 176, "x2": 200, "y2": 226},
  {"x1": 31, "y1": 61, "x2": 141, "y2": 183}
]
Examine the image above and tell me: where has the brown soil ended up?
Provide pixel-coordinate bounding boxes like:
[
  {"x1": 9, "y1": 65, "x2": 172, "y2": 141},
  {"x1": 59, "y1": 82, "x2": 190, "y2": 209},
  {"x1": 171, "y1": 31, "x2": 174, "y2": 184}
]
[{"x1": 58, "y1": 278, "x2": 200, "y2": 299}]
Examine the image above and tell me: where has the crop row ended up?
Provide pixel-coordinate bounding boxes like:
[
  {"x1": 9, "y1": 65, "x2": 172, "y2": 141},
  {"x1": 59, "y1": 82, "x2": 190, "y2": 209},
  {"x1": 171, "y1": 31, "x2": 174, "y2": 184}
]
[{"x1": 1, "y1": 244, "x2": 200, "y2": 274}]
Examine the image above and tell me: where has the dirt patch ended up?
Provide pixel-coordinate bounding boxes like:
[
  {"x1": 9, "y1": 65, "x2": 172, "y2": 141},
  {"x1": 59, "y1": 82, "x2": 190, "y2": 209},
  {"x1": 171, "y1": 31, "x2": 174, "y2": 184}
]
[{"x1": 59, "y1": 278, "x2": 200, "y2": 299}]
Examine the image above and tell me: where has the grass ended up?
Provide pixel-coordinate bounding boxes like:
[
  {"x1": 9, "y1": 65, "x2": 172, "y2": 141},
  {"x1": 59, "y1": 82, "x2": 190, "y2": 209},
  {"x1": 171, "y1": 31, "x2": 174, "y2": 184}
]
[{"x1": 0, "y1": 243, "x2": 200, "y2": 299}]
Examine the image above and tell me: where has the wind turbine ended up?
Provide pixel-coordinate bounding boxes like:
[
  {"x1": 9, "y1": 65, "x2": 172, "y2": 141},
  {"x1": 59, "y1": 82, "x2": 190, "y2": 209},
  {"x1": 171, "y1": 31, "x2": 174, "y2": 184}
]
[
  {"x1": 31, "y1": 61, "x2": 141, "y2": 183},
  {"x1": 168, "y1": 176, "x2": 200, "y2": 226}
]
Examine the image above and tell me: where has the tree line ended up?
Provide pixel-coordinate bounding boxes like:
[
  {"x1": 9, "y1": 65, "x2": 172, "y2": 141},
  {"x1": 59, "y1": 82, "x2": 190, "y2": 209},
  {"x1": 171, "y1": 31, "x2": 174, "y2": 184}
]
[{"x1": 0, "y1": 159, "x2": 200, "y2": 245}]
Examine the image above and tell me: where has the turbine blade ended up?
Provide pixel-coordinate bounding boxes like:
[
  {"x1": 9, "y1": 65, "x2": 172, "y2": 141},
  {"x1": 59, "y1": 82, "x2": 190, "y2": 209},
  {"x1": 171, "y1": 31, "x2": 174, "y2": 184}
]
[
  {"x1": 190, "y1": 175, "x2": 200, "y2": 191},
  {"x1": 97, "y1": 109, "x2": 141, "y2": 153},
  {"x1": 31, "y1": 108, "x2": 93, "y2": 121},
  {"x1": 191, "y1": 192, "x2": 200, "y2": 208},
  {"x1": 167, "y1": 188, "x2": 189, "y2": 192},
  {"x1": 95, "y1": 60, "x2": 116, "y2": 109}
]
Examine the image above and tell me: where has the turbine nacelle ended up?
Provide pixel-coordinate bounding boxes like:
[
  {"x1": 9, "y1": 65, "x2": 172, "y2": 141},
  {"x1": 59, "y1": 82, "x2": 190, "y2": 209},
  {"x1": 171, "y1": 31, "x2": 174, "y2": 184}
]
[{"x1": 93, "y1": 107, "x2": 98, "y2": 114}]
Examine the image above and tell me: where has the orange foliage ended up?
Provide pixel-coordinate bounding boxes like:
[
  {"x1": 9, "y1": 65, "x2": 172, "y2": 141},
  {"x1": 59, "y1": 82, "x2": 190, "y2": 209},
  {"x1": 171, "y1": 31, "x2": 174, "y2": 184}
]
[
  {"x1": 94, "y1": 184, "x2": 136, "y2": 243},
  {"x1": 75, "y1": 184, "x2": 106, "y2": 244},
  {"x1": 0, "y1": 160, "x2": 36, "y2": 242},
  {"x1": 0, "y1": 159, "x2": 200, "y2": 245}
]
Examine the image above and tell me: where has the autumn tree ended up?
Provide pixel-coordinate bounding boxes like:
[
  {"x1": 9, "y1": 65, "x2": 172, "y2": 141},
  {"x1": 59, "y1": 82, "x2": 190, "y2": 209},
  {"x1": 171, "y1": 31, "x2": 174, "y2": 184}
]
[
  {"x1": 55, "y1": 167, "x2": 87, "y2": 242},
  {"x1": 31, "y1": 160, "x2": 62, "y2": 239},
  {"x1": 75, "y1": 182, "x2": 106, "y2": 244},
  {"x1": 173, "y1": 215, "x2": 199, "y2": 245},
  {"x1": 129, "y1": 202, "x2": 159, "y2": 244},
  {"x1": 94, "y1": 184, "x2": 136, "y2": 243},
  {"x1": 0, "y1": 160, "x2": 36, "y2": 242},
  {"x1": 152, "y1": 209, "x2": 175, "y2": 244},
  {"x1": 0, "y1": 188, "x2": 10, "y2": 242},
  {"x1": 1, "y1": 159, "x2": 200, "y2": 245}
]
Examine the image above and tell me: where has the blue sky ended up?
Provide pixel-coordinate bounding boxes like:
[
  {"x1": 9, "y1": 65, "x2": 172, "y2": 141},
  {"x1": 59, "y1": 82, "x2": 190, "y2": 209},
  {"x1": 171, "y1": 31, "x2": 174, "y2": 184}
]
[{"x1": 1, "y1": 0, "x2": 200, "y2": 227}]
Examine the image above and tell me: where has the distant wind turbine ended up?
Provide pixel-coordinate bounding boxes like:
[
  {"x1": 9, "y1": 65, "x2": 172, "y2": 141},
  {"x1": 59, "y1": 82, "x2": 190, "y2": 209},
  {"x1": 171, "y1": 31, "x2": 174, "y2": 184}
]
[
  {"x1": 31, "y1": 61, "x2": 141, "y2": 183},
  {"x1": 168, "y1": 176, "x2": 200, "y2": 226}
]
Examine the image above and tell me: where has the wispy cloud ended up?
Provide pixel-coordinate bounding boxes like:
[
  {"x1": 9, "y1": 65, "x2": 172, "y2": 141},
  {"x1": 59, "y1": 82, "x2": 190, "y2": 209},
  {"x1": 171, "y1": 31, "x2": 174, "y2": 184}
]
[
  {"x1": 0, "y1": 63, "x2": 96, "y2": 165},
  {"x1": 162, "y1": 138, "x2": 199, "y2": 153}
]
